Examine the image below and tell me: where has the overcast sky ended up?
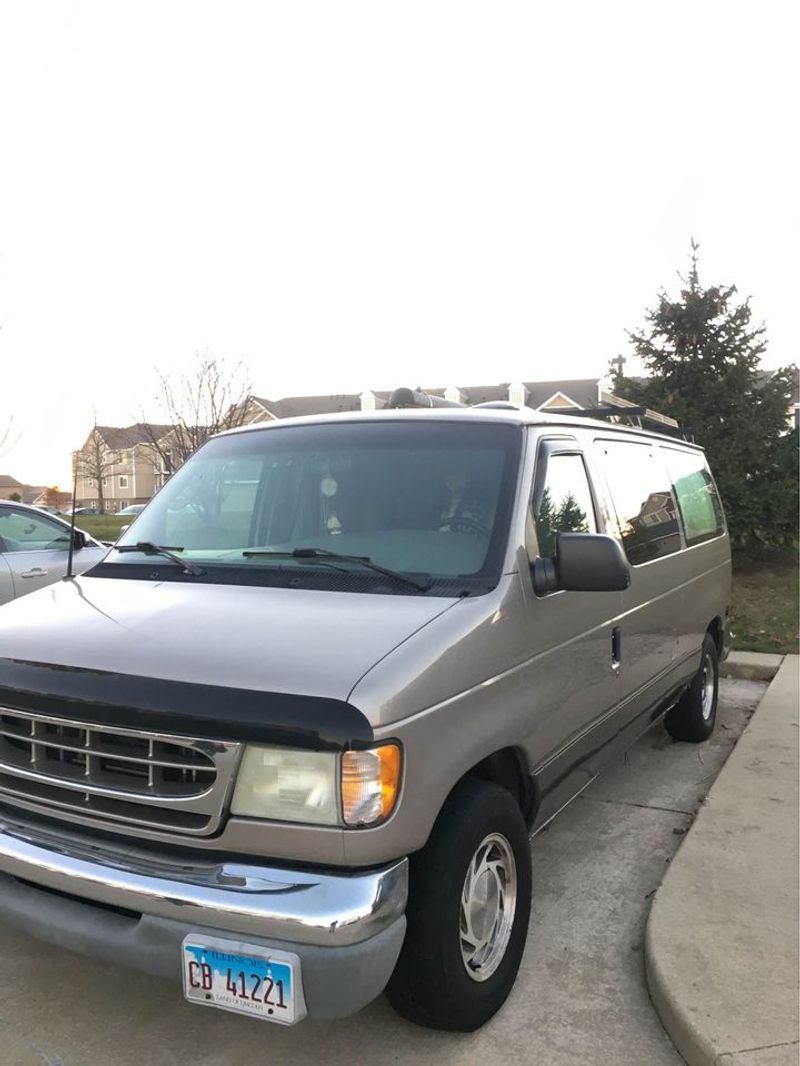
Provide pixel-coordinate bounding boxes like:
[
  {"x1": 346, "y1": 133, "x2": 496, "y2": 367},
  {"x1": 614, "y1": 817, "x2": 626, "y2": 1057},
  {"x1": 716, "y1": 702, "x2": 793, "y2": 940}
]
[{"x1": 1, "y1": 0, "x2": 797, "y2": 487}]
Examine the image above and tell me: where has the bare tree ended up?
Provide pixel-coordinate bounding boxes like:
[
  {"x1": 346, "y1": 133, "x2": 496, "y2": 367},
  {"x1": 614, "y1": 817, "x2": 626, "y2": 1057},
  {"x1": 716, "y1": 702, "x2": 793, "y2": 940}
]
[
  {"x1": 141, "y1": 354, "x2": 253, "y2": 480},
  {"x1": 0, "y1": 321, "x2": 16, "y2": 459},
  {"x1": 0, "y1": 415, "x2": 18, "y2": 459},
  {"x1": 74, "y1": 426, "x2": 116, "y2": 513}
]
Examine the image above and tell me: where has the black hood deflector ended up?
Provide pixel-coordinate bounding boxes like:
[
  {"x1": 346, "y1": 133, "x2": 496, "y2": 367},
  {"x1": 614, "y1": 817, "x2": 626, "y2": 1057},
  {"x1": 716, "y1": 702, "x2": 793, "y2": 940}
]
[{"x1": 0, "y1": 658, "x2": 374, "y2": 751}]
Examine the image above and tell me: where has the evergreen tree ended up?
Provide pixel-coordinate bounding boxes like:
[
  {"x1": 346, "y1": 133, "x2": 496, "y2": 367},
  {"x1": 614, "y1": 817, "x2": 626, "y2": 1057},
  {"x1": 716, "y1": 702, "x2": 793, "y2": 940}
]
[
  {"x1": 535, "y1": 489, "x2": 589, "y2": 556},
  {"x1": 536, "y1": 487, "x2": 557, "y2": 555},
  {"x1": 555, "y1": 493, "x2": 589, "y2": 536},
  {"x1": 613, "y1": 243, "x2": 798, "y2": 547}
]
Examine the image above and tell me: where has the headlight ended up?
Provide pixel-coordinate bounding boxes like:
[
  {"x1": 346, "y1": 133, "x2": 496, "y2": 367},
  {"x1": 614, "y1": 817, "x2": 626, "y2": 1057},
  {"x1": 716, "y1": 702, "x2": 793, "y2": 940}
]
[
  {"x1": 231, "y1": 746, "x2": 339, "y2": 826},
  {"x1": 231, "y1": 743, "x2": 401, "y2": 828}
]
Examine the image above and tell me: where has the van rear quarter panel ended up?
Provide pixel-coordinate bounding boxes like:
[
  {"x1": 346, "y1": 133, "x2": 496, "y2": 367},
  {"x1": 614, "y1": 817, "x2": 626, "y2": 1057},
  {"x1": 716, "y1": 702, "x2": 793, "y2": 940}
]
[{"x1": 675, "y1": 535, "x2": 731, "y2": 663}]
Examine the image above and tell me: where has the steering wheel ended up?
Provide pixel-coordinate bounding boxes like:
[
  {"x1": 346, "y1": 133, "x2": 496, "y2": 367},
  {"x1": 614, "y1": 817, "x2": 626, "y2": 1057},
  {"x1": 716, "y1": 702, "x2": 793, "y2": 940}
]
[{"x1": 435, "y1": 516, "x2": 490, "y2": 536}]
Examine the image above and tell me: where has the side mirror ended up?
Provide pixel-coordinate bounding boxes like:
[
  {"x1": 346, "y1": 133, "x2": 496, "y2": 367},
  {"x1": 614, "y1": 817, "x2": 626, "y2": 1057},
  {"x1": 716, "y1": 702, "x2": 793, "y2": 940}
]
[
  {"x1": 533, "y1": 532, "x2": 630, "y2": 595},
  {"x1": 71, "y1": 529, "x2": 87, "y2": 551}
]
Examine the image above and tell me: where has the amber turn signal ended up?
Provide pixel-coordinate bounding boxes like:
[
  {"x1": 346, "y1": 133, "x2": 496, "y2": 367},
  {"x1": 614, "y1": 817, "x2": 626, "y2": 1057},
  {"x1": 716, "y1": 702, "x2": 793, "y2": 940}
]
[{"x1": 341, "y1": 744, "x2": 401, "y2": 827}]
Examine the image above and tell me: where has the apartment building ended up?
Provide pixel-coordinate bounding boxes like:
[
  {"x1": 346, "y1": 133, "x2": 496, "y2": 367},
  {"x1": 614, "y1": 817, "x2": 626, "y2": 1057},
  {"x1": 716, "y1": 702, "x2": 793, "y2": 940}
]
[
  {"x1": 73, "y1": 378, "x2": 675, "y2": 511},
  {"x1": 73, "y1": 423, "x2": 172, "y2": 512}
]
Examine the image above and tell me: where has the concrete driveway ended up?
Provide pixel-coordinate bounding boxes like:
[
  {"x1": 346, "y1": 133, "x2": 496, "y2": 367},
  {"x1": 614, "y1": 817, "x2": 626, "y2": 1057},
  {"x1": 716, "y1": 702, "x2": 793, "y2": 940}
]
[{"x1": 0, "y1": 678, "x2": 766, "y2": 1066}]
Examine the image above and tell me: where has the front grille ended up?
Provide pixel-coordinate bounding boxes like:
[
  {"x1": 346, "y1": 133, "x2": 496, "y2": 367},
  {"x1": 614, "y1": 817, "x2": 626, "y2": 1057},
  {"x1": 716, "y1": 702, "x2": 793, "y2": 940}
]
[{"x1": 0, "y1": 709, "x2": 242, "y2": 835}]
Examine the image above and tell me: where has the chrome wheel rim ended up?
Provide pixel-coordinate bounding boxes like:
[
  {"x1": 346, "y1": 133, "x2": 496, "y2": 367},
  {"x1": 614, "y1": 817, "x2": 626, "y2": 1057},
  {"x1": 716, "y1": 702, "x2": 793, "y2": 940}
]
[
  {"x1": 701, "y1": 652, "x2": 715, "y2": 720},
  {"x1": 459, "y1": 832, "x2": 517, "y2": 982}
]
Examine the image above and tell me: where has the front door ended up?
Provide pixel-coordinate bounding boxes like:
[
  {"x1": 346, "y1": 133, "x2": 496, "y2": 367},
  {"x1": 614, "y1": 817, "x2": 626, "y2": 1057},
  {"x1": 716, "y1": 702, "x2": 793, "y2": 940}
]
[
  {"x1": 0, "y1": 553, "x2": 13, "y2": 606},
  {"x1": 0, "y1": 507, "x2": 77, "y2": 599}
]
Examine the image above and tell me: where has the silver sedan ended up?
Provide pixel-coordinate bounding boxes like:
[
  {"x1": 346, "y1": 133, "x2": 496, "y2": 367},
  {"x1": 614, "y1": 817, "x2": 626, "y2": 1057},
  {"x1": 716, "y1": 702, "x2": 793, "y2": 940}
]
[{"x1": 0, "y1": 500, "x2": 107, "y2": 606}]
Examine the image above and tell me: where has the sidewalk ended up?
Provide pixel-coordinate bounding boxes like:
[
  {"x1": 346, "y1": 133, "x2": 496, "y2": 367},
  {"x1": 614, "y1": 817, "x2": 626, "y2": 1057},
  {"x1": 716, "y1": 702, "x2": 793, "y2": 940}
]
[{"x1": 645, "y1": 656, "x2": 799, "y2": 1066}]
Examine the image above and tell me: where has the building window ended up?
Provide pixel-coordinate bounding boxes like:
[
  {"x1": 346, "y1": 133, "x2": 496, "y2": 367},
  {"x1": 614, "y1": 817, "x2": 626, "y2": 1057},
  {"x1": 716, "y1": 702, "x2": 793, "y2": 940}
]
[
  {"x1": 87, "y1": 478, "x2": 95, "y2": 487},
  {"x1": 119, "y1": 475, "x2": 129, "y2": 489}
]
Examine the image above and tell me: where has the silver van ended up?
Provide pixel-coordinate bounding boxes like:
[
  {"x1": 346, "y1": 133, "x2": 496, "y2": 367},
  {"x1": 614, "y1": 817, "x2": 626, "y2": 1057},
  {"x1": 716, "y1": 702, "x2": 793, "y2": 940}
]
[{"x1": 0, "y1": 398, "x2": 730, "y2": 1030}]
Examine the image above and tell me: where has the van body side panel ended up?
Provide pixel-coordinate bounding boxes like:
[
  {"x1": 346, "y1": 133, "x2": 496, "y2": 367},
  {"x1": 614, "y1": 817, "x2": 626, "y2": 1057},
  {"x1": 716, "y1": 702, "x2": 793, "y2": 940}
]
[
  {"x1": 345, "y1": 578, "x2": 624, "y2": 865},
  {"x1": 590, "y1": 436, "x2": 683, "y2": 727},
  {"x1": 678, "y1": 541, "x2": 729, "y2": 656},
  {"x1": 613, "y1": 552, "x2": 685, "y2": 724},
  {"x1": 675, "y1": 539, "x2": 732, "y2": 664}
]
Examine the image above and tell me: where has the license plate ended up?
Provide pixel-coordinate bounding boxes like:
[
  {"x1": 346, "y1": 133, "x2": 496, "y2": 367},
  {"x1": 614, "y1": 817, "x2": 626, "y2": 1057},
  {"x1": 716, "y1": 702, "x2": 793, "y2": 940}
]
[{"x1": 181, "y1": 934, "x2": 306, "y2": 1024}]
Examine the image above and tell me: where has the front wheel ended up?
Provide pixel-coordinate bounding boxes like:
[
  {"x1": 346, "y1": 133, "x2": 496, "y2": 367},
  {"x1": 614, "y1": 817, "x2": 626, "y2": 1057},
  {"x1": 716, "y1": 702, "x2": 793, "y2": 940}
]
[
  {"x1": 665, "y1": 633, "x2": 719, "y2": 743},
  {"x1": 385, "y1": 777, "x2": 532, "y2": 1031}
]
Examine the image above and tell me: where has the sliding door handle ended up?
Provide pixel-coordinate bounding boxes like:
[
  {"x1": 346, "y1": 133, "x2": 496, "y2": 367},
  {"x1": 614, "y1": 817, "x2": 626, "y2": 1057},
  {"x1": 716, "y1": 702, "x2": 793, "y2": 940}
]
[{"x1": 611, "y1": 626, "x2": 622, "y2": 670}]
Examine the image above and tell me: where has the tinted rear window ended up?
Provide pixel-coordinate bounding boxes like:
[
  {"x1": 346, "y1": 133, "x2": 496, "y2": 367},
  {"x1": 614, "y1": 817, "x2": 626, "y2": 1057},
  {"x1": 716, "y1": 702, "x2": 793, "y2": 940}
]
[{"x1": 662, "y1": 448, "x2": 725, "y2": 546}]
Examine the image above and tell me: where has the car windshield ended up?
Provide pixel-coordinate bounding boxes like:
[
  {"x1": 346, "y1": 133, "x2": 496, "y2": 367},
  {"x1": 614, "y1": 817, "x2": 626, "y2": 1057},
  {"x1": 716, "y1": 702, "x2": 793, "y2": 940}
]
[{"x1": 109, "y1": 419, "x2": 521, "y2": 593}]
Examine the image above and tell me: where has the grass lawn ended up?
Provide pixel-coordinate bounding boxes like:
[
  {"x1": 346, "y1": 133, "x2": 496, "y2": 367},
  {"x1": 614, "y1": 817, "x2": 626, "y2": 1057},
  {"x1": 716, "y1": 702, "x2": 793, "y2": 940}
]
[
  {"x1": 73, "y1": 514, "x2": 130, "y2": 543},
  {"x1": 732, "y1": 548, "x2": 799, "y2": 655}
]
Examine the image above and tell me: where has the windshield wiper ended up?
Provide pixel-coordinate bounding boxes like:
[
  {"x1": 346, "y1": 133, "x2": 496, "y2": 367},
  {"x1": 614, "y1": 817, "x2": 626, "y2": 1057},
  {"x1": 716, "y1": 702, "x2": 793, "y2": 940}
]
[
  {"x1": 241, "y1": 547, "x2": 431, "y2": 592},
  {"x1": 115, "y1": 542, "x2": 205, "y2": 576}
]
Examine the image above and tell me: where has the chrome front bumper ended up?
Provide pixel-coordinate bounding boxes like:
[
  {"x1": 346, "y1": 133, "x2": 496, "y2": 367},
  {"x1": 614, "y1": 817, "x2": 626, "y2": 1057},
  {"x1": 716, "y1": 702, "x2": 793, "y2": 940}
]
[{"x1": 0, "y1": 810, "x2": 408, "y2": 947}]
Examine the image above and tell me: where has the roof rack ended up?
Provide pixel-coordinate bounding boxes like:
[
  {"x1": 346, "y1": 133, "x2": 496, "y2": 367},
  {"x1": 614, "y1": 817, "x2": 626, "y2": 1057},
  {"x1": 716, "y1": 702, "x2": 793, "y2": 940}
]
[
  {"x1": 557, "y1": 405, "x2": 694, "y2": 442},
  {"x1": 387, "y1": 388, "x2": 465, "y2": 409}
]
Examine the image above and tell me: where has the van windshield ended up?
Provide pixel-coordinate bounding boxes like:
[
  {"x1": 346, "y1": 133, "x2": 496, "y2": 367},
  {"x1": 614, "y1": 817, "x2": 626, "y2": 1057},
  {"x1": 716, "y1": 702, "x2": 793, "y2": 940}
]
[{"x1": 108, "y1": 420, "x2": 522, "y2": 595}]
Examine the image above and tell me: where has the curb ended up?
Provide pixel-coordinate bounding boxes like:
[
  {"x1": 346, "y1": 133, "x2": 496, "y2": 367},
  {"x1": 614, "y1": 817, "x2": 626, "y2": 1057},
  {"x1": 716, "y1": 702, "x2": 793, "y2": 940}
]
[
  {"x1": 720, "y1": 651, "x2": 783, "y2": 682},
  {"x1": 645, "y1": 657, "x2": 799, "y2": 1066}
]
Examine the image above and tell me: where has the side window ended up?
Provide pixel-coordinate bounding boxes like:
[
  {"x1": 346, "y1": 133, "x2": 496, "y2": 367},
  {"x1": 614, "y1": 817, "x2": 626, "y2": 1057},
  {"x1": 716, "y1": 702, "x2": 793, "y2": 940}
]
[
  {"x1": 599, "y1": 440, "x2": 682, "y2": 565},
  {"x1": 663, "y1": 448, "x2": 725, "y2": 545},
  {"x1": 534, "y1": 452, "x2": 597, "y2": 557},
  {"x1": 0, "y1": 508, "x2": 71, "y2": 553}
]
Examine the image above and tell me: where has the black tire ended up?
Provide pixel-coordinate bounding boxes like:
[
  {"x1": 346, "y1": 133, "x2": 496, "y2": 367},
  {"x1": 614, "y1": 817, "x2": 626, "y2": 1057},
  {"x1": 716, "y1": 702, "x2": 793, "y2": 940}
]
[
  {"x1": 385, "y1": 777, "x2": 532, "y2": 1032},
  {"x1": 665, "y1": 633, "x2": 719, "y2": 743}
]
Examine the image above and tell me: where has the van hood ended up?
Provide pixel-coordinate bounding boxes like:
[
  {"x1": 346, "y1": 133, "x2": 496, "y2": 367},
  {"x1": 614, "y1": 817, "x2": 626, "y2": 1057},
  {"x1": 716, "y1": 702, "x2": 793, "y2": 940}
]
[{"x1": 0, "y1": 576, "x2": 459, "y2": 742}]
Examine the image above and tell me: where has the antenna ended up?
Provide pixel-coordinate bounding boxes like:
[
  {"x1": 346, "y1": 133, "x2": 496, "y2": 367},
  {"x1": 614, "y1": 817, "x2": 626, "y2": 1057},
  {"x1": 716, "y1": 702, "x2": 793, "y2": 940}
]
[{"x1": 65, "y1": 454, "x2": 79, "y2": 580}]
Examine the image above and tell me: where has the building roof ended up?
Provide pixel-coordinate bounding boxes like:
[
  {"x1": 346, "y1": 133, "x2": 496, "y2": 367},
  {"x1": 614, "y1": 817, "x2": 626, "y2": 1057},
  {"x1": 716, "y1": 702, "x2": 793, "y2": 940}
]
[
  {"x1": 251, "y1": 395, "x2": 362, "y2": 419},
  {"x1": 251, "y1": 379, "x2": 604, "y2": 418},
  {"x1": 0, "y1": 476, "x2": 48, "y2": 504},
  {"x1": 93, "y1": 423, "x2": 174, "y2": 448},
  {"x1": 424, "y1": 379, "x2": 602, "y2": 408}
]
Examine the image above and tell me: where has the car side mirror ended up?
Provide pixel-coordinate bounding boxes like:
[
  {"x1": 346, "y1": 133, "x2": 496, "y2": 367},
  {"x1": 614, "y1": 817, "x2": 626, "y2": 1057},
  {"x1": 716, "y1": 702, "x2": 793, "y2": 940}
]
[
  {"x1": 71, "y1": 529, "x2": 87, "y2": 551},
  {"x1": 533, "y1": 532, "x2": 630, "y2": 595}
]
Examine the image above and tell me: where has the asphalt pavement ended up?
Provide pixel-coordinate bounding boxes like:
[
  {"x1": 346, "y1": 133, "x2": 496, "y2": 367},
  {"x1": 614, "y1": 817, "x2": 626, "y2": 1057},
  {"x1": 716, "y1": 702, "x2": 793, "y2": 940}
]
[{"x1": 0, "y1": 677, "x2": 767, "y2": 1066}]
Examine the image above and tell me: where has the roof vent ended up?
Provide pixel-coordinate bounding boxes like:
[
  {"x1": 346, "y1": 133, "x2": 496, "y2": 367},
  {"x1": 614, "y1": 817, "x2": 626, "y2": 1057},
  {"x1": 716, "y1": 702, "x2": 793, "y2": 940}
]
[{"x1": 475, "y1": 401, "x2": 519, "y2": 410}]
